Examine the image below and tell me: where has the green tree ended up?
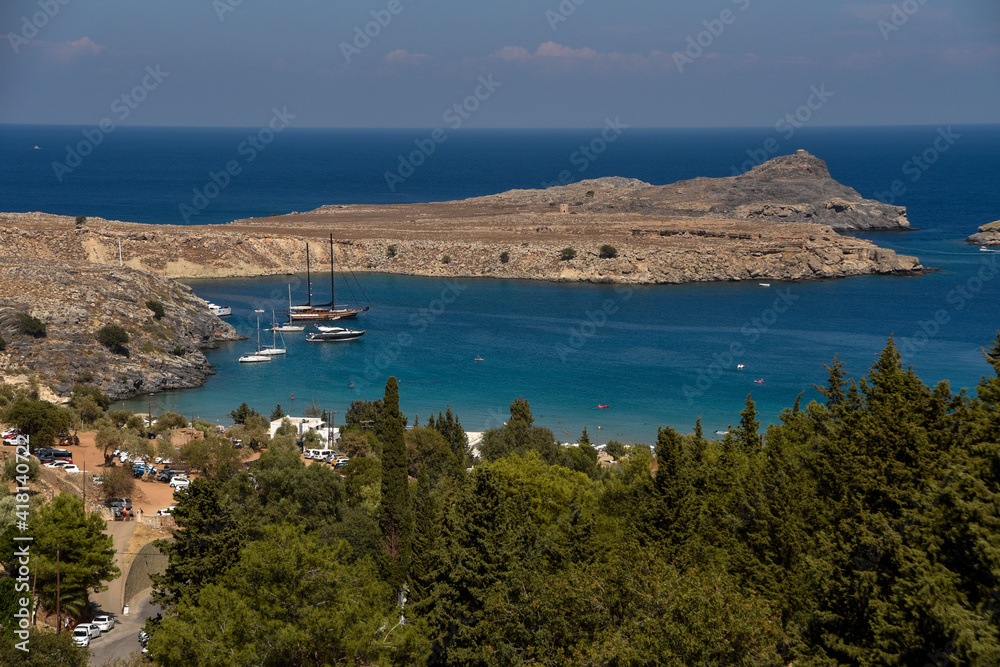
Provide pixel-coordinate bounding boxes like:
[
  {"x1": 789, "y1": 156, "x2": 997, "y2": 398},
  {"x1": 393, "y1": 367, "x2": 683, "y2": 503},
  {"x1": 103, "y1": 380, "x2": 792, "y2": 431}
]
[
  {"x1": 97, "y1": 466, "x2": 135, "y2": 501},
  {"x1": 96, "y1": 324, "x2": 129, "y2": 353},
  {"x1": 0, "y1": 629, "x2": 89, "y2": 666},
  {"x1": 5, "y1": 398, "x2": 72, "y2": 449},
  {"x1": 29, "y1": 494, "x2": 119, "y2": 614},
  {"x1": 379, "y1": 377, "x2": 412, "y2": 594},
  {"x1": 146, "y1": 300, "x2": 165, "y2": 320},
  {"x1": 227, "y1": 402, "x2": 261, "y2": 425},
  {"x1": 147, "y1": 525, "x2": 429, "y2": 666},
  {"x1": 0, "y1": 334, "x2": 6, "y2": 352},
  {"x1": 269, "y1": 404, "x2": 284, "y2": 421},
  {"x1": 560, "y1": 247, "x2": 577, "y2": 261},
  {"x1": 599, "y1": 244, "x2": 618, "y2": 258},
  {"x1": 15, "y1": 312, "x2": 46, "y2": 338},
  {"x1": 605, "y1": 439, "x2": 627, "y2": 460},
  {"x1": 499, "y1": 250, "x2": 510, "y2": 263},
  {"x1": 152, "y1": 479, "x2": 248, "y2": 607}
]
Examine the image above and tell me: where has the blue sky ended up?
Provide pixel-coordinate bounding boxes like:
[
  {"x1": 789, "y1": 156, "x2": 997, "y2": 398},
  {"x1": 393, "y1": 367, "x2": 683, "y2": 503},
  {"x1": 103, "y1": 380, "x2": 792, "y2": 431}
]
[{"x1": 1, "y1": 0, "x2": 997, "y2": 127}]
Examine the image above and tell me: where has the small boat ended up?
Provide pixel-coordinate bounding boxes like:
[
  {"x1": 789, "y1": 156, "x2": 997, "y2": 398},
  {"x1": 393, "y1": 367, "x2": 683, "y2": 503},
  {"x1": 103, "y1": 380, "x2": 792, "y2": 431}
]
[
  {"x1": 208, "y1": 303, "x2": 231, "y2": 317},
  {"x1": 981, "y1": 246, "x2": 1000, "y2": 253},
  {"x1": 737, "y1": 364, "x2": 745, "y2": 370},
  {"x1": 258, "y1": 315, "x2": 287, "y2": 356},
  {"x1": 307, "y1": 327, "x2": 366, "y2": 342},
  {"x1": 239, "y1": 313, "x2": 273, "y2": 362},
  {"x1": 758, "y1": 283, "x2": 771, "y2": 287},
  {"x1": 714, "y1": 430, "x2": 729, "y2": 435},
  {"x1": 268, "y1": 288, "x2": 305, "y2": 331},
  {"x1": 474, "y1": 355, "x2": 484, "y2": 362},
  {"x1": 597, "y1": 404, "x2": 610, "y2": 409}
]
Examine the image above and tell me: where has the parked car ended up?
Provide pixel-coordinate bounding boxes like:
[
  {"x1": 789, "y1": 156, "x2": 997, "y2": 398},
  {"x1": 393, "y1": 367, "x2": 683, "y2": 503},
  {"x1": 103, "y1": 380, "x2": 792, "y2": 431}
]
[
  {"x1": 92, "y1": 474, "x2": 104, "y2": 486},
  {"x1": 44, "y1": 460, "x2": 71, "y2": 469},
  {"x1": 157, "y1": 468, "x2": 184, "y2": 482},
  {"x1": 169, "y1": 475, "x2": 190, "y2": 490},
  {"x1": 105, "y1": 497, "x2": 132, "y2": 511},
  {"x1": 92, "y1": 615, "x2": 115, "y2": 632},
  {"x1": 156, "y1": 506, "x2": 176, "y2": 516},
  {"x1": 78, "y1": 623, "x2": 102, "y2": 639},
  {"x1": 60, "y1": 464, "x2": 82, "y2": 474},
  {"x1": 133, "y1": 464, "x2": 157, "y2": 478},
  {"x1": 4, "y1": 434, "x2": 28, "y2": 447},
  {"x1": 72, "y1": 626, "x2": 91, "y2": 647}
]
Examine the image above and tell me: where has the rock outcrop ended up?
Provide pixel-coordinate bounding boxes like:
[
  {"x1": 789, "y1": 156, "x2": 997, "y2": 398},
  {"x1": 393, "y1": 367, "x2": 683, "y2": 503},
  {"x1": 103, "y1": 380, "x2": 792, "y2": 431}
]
[
  {"x1": 0, "y1": 259, "x2": 241, "y2": 400},
  {"x1": 487, "y1": 150, "x2": 910, "y2": 231},
  {"x1": 967, "y1": 220, "x2": 1000, "y2": 246}
]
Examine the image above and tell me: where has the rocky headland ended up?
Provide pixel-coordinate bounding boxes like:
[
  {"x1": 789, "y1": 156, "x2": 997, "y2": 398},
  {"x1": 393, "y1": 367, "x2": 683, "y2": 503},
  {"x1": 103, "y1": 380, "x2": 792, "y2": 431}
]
[
  {"x1": 0, "y1": 259, "x2": 241, "y2": 400},
  {"x1": 967, "y1": 220, "x2": 1000, "y2": 246},
  {"x1": 0, "y1": 151, "x2": 924, "y2": 400}
]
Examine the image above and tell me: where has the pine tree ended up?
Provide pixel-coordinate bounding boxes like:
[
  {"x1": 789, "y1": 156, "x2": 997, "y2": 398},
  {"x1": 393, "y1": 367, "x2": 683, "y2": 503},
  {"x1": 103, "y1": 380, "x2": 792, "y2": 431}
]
[
  {"x1": 379, "y1": 377, "x2": 412, "y2": 594},
  {"x1": 579, "y1": 426, "x2": 591, "y2": 445},
  {"x1": 737, "y1": 393, "x2": 761, "y2": 454}
]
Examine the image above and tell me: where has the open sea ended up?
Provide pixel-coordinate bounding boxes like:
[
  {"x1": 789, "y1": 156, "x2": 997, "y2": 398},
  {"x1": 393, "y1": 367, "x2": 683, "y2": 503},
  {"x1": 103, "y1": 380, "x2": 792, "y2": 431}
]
[{"x1": 2, "y1": 124, "x2": 999, "y2": 443}]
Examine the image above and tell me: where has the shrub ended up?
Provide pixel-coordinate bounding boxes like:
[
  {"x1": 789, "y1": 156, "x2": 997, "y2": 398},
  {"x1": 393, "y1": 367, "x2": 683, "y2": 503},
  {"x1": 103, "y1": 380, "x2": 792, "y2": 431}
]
[
  {"x1": 4, "y1": 456, "x2": 39, "y2": 482},
  {"x1": 16, "y1": 312, "x2": 46, "y2": 338},
  {"x1": 386, "y1": 245, "x2": 397, "y2": 258},
  {"x1": 586, "y1": 190, "x2": 595, "y2": 197},
  {"x1": 441, "y1": 255, "x2": 451, "y2": 264},
  {"x1": 560, "y1": 247, "x2": 577, "y2": 261},
  {"x1": 500, "y1": 251, "x2": 510, "y2": 264},
  {"x1": 75, "y1": 215, "x2": 87, "y2": 226},
  {"x1": 97, "y1": 324, "x2": 129, "y2": 352},
  {"x1": 572, "y1": 201, "x2": 583, "y2": 206},
  {"x1": 0, "y1": 334, "x2": 5, "y2": 352},
  {"x1": 172, "y1": 346, "x2": 185, "y2": 356},
  {"x1": 146, "y1": 300, "x2": 165, "y2": 320},
  {"x1": 599, "y1": 244, "x2": 618, "y2": 259}
]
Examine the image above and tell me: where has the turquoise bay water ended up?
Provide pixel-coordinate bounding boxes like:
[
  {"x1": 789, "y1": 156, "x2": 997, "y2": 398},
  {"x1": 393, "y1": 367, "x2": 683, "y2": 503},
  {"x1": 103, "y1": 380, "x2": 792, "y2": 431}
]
[
  {"x1": 2, "y1": 124, "x2": 996, "y2": 443},
  {"x1": 123, "y1": 251, "x2": 999, "y2": 444}
]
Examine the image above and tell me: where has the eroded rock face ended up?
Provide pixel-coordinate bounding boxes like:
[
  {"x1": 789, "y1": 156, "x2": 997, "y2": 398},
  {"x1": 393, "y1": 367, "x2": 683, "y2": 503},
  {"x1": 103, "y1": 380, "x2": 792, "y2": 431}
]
[
  {"x1": 968, "y1": 220, "x2": 1000, "y2": 246},
  {"x1": 0, "y1": 259, "x2": 242, "y2": 400}
]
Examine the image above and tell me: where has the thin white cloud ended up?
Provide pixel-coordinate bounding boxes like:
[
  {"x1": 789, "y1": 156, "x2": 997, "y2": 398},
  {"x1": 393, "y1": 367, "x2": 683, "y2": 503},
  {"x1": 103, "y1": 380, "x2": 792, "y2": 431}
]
[
  {"x1": 383, "y1": 49, "x2": 432, "y2": 65},
  {"x1": 48, "y1": 36, "x2": 105, "y2": 63}
]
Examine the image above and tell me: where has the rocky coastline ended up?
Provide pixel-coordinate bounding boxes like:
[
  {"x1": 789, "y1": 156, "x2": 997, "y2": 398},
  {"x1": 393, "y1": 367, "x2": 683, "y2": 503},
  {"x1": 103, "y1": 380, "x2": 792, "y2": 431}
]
[
  {"x1": 0, "y1": 259, "x2": 242, "y2": 401},
  {"x1": 967, "y1": 220, "x2": 1000, "y2": 246}
]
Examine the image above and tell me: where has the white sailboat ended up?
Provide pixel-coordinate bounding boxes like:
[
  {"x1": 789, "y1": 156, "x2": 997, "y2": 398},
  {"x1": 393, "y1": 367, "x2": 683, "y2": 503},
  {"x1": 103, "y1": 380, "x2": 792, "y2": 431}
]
[
  {"x1": 269, "y1": 286, "x2": 305, "y2": 332},
  {"x1": 258, "y1": 312, "x2": 287, "y2": 356},
  {"x1": 239, "y1": 312, "x2": 272, "y2": 363}
]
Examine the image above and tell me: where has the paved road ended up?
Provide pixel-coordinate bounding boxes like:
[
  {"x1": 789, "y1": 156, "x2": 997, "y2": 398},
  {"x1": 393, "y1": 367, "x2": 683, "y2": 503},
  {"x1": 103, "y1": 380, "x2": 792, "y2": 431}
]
[{"x1": 88, "y1": 587, "x2": 160, "y2": 665}]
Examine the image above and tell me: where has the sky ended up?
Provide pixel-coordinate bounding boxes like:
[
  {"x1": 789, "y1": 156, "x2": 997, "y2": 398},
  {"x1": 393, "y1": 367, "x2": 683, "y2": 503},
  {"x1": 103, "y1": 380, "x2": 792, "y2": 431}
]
[{"x1": 0, "y1": 0, "x2": 998, "y2": 128}]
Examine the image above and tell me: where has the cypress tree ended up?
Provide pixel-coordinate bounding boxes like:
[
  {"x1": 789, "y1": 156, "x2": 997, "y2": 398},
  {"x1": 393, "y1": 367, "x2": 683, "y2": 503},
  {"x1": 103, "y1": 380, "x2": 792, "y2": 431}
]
[
  {"x1": 737, "y1": 393, "x2": 761, "y2": 454},
  {"x1": 379, "y1": 376, "x2": 412, "y2": 594}
]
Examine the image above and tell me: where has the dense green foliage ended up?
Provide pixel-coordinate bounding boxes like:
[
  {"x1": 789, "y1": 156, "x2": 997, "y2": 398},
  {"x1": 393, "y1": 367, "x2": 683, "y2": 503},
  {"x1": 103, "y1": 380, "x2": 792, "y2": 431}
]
[
  {"x1": 136, "y1": 335, "x2": 1000, "y2": 665},
  {"x1": 599, "y1": 243, "x2": 618, "y2": 258},
  {"x1": 560, "y1": 247, "x2": 576, "y2": 261},
  {"x1": 0, "y1": 630, "x2": 89, "y2": 666},
  {"x1": 145, "y1": 299, "x2": 165, "y2": 319},
  {"x1": 15, "y1": 312, "x2": 46, "y2": 338},
  {"x1": 96, "y1": 324, "x2": 129, "y2": 352},
  {"x1": 5, "y1": 398, "x2": 72, "y2": 448}
]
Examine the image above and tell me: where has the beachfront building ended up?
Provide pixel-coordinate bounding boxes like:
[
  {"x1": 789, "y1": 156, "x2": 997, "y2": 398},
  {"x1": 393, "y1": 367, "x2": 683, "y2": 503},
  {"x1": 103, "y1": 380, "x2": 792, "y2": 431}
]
[{"x1": 268, "y1": 416, "x2": 339, "y2": 447}]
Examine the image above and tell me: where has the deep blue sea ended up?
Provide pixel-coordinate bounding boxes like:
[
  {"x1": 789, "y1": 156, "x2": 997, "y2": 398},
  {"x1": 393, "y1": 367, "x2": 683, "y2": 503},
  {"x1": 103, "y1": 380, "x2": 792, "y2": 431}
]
[{"x1": 2, "y1": 124, "x2": 998, "y2": 443}]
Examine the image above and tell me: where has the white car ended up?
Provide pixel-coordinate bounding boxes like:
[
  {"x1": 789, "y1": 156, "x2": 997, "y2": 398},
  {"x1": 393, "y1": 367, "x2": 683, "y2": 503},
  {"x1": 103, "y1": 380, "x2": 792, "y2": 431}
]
[
  {"x1": 169, "y1": 476, "x2": 190, "y2": 489},
  {"x1": 44, "y1": 461, "x2": 70, "y2": 469},
  {"x1": 60, "y1": 464, "x2": 83, "y2": 474},
  {"x1": 72, "y1": 626, "x2": 91, "y2": 647},
  {"x1": 78, "y1": 622, "x2": 102, "y2": 638},
  {"x1": 156, "y1": 506, "x2": 176, "y2": 516},
  {"x1": 4, "y1": 434, "x2": 28, "y2": 447},
  {"x1": 92, "y1": 615, "x2": 115, "y2": 632}
]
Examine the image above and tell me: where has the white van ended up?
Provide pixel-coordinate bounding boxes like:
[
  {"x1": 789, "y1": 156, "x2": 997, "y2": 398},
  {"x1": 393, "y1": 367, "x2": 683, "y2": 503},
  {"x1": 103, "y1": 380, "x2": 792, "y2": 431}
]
[{"x1": 304, "y1": 449, "x2": 328, "y2": 460}]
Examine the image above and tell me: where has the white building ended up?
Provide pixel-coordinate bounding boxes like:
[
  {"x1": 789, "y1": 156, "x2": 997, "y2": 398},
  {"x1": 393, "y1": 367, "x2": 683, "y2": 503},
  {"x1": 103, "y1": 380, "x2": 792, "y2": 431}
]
[{"x1": 269, "y1": 417, "x2": 339, "y2": 447}]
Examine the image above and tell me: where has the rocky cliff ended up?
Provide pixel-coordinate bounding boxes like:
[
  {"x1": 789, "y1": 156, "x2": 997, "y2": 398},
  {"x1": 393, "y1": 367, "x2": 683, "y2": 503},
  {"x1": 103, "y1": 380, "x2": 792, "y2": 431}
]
[
  {"x1": 967, "y1": 220, "x2": 1000, "y2": 246},
  {"x1": 480, "y1": 150, "x2": 910, "y2": 231},
  {"x1": 0, "y1": 259, "x2": 241, "y2": 400}
]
